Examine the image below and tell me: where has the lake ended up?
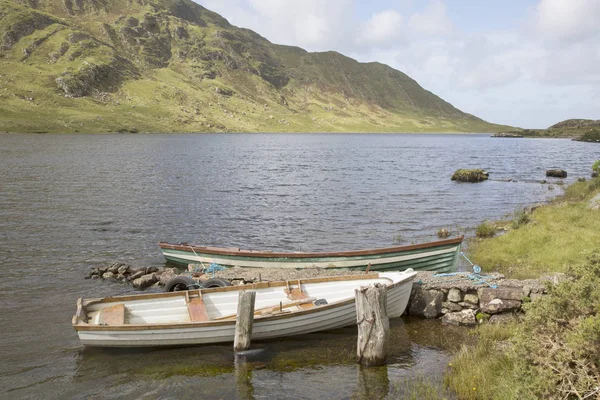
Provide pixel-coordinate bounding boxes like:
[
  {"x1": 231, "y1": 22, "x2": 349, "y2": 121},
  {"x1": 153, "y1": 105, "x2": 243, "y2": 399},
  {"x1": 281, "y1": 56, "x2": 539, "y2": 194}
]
[{"x1": 0, "y1": 133, "x2": 598, "y2": 399}]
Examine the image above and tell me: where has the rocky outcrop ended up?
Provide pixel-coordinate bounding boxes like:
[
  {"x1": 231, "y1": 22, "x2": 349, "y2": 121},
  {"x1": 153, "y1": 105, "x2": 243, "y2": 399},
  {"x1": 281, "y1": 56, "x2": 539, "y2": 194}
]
[
  {"x1": 56, "y1": 57, "x2": 138, "y2": 97},
  {"x1": 451, "y1": 169, "x2": 489, "y2": 183},
  {"x1": 491, "y1": 132, "x2": 523, "y2": 138},
  {"x1": 546, "y1": 169, "x2": 567, "y2": 178}
]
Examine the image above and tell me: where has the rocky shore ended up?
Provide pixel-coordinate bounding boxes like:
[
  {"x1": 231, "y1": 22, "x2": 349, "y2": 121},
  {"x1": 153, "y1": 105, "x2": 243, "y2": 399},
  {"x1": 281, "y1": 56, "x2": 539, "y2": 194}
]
[{"x1": 87, "y1": 264, "x2": 556, "y2": 325}]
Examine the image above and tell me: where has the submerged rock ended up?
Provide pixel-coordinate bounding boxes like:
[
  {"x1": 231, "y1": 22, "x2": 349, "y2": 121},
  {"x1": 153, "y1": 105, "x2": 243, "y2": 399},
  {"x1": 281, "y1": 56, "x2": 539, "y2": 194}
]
[{"x1": 546, "y1": 169, "x2": 567, "y2": 178}]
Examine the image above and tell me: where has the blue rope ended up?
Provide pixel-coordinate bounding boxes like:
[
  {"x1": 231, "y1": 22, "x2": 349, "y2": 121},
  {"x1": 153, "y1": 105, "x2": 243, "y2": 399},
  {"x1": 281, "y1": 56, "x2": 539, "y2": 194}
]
[{"x1": 206, "y1": 263, "x2": 226, "y2": 277}]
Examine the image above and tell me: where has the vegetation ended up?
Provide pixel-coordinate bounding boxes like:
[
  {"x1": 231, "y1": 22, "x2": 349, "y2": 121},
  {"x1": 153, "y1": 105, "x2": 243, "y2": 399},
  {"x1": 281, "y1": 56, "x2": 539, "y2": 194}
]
[
  {"x1": 475, "y1": 221, "x2": 497, "y2": 238},
  {"x1": 498, "y1": 119, "x2": 600, "y2": 139},
  {"x1": 447, "y1": 174, "x2": 600, "y2": 399},
  {"x1": 593, "y1": 160, "x2": 600, "y2": 174},
  {"x1": 470, "y1": 177, "x2": 600, "y2": 278},
  {"x1": 446, "y1": 253, "x2": 600, "y2": 399},
  {"x1": 0, "y1": 0, "x2": 513, "y2": 134},
  {"x1": 451, "y1": 169, "x2": 489, "y2": 183}
]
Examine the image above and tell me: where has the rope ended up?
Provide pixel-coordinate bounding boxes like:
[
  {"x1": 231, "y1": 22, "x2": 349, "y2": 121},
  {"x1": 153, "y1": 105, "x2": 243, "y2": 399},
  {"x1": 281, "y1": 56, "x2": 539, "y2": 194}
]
[{"x1": 206, "y1": 262, "x2": 226, "y2": 277}]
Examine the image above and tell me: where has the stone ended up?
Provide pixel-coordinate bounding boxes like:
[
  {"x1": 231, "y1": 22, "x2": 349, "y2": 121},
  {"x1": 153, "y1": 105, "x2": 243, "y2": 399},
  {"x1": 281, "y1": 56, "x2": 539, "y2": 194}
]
[
  {"x1": 481, "y1": 298, "x2": 521, "y2": 314},
  {"x1": 108, "y1": 263, "x2": 121, "y2": 274},
  {"x1": 463, "y1": 293, "x2": 479, "y2": 305},
  {"x1": 458, "y1": 302, "x2": 479, "y2": 310},
  {"x1": 408, "y1": 286, "x2": 444, "y2": 319},
  {"x1": 442, "y1": 301, "x2": 463, "y2": 312},
  {"x1": 133, "y1": 273, "x2": 158, "y2": 289},
  {"x1": 478, "y1": 287, "x2": 523, "y2": 302},
  {"x1": 546, "y1": 169, "x2": 567, "y2": 178},
  {"x1": 145, "y1": 266, "x2": 160, "y2": 274},
  {"x1": 522, "y1": 285, "x2": 531, "y2": 297},
  {"x1": 117, "y1": 265, "x2": 130, "y2": 275},
  {"x1": 451, "y1": 169, "x2": 489, "y2": 183},
  {"x1": 102, "y1": 271, "x2": 116, "y2": 279},
  {"x1": 97, "y1": 265, "x2": 109, "y2": 273},
  {"x1": 159, "y1": 268, "x2": 179, "y2": 286},
  {"x1": 588, "y1": 193, "x2": 600, "y2": 210},
  {"x1": 442, "y1": 309, "x2": 477, "y2": 326},
  {"x1": 540, "y1": 272, "x2": 567, "y2": 286},
  {"x1": 489, "y1": 313, "x2": 518, "y2": 324},
  {"x1": 447, "y1": 288, "x2": 463, "y2": 303},
  {"x1": 129, "y1": 270, "x2": 145, "y2": 281}
]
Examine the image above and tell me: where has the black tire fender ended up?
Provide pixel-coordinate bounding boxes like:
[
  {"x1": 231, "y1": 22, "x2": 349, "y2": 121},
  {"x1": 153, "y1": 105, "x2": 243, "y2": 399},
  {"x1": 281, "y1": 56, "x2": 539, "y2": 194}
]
[
  {"x1": 164, "y1": 276, "x2": 201, "y2": 292},
  {"x1": 202, "y1": 278, "x2": 233, "y2": 288}
]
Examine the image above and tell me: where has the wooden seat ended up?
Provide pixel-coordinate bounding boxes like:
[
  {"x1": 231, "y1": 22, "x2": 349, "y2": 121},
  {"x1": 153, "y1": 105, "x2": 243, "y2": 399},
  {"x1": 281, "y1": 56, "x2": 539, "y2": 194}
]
[
  {"x1": 188, "y1": 297, "x2": 210, "y2": 322},
  {"x1": 285, "y1": 280, "x2": 315, "y2": 310},
  {"x1": 98, "y1": 304, "x2": 125, "y2": 325}
]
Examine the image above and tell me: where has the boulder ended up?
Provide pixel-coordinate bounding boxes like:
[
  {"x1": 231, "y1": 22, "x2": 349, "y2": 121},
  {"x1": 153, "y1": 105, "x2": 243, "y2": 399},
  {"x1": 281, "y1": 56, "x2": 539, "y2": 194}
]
[
  {"x1": 102, "y1": 271, "x2": 116, "y2": 279},
  {"x1": 463, "y1": 293, "x2": 479, "y2": 305},
  {"x1": 546, "y1": 169, "x2": 567, "y2": 178},
  {"x1": 117, "y1": 265, "x2": 130, "y2": 275},
  {"x1": 108, "y1": 263, "x2": 122, "y2": 274},
  {"x1": 133, "y1": 273, "x2": 158, "y2": 289},
  {"x1": 442, "y1": 301, "x2": 463, "y2": 312},
  {"x1": 129, "y1": 270, "x2": 145, "y2": 281},
  {"x1": 442, "y1": 309, "x2": 477, "y2": 326},
  {"x1": 588, "y1": 193, "x2": 600, "y2": 210},
  {"x1": 478, "y1": 287, "x2": 523, "y2": 302},
  {"x1": 451, "y1": 169, "x2": 489, "y2": 183},
  {"x1": 159, "y1": 268, "x2": 179, "y2": 286},
  {"x1": 447, "y1": 288, "x2": 463, "y2": 303},
  {"x1": 481, "y1": 298, "x2": 521, "y2": 314},
  {"x1": 409, "y1": 286, "x2": 444, "y2": 318}
]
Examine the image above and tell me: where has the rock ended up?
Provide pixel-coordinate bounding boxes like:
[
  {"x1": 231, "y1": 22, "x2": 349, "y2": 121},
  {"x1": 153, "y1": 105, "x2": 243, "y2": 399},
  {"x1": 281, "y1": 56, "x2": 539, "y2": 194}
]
[
  {"x1": 530, "y1": 293, "x2": 544, "y2": 302},
  {"x1": 524, "y1": 203, "x2": 544, "y2": 214},
  {"x1": 463, "y1": 293, "x2": 479, "y2": 305},
  {"x1": 133, "y1": 273, "x2": 158, "y2": 289},
  {"x1": 489, "y1": 313, "x2": 518, "y2": 324},
  {"x1": 437, "y1": 228, "x2": 450, "y2": 238},
  {"x1": 408, "y1": 286, "x2": 444, "y2": 319},
  {"x1": 588, "y1": 193, "x2": 600, "y2": 210},
  {"x1": 458, "y1": 302, "x2": 479, "y2": 310},
  {"x1": 447, "y1": 288, "x2": 463, "y2": 303},
  {"x1": 91, "y1": 274, "x2": 101, "y2": 280},
  {"x1": 478, "y1": 287, "x2": 523, "y2": 302},
  {"x1": 117, "y1": 265, "x2": 130, "y2": 275},
  {"x1": 546, "y1": 169, "x2": 567, "y2": 178},
  {"x1": 159, "y1": 268, "x2": 179, "y2": 285},
  {"x1": 593, "y1": 171, "x2": 599, "y2": 178},
  {"x1": 102, "y1": 271, "x2": 116, "y2": 279},
  {"x1": 129, "y1": 270, "x2": 145, "y2": 281},
  {"x1": 442, "y1": 309, "x2": 477, "y2": 326},
  {"x1": 481, "y1": 298, "x2": 521, "y2": 314},
  {"x1": 108, "y1": 263, "x2": 121, "y2": 274},
  {"x1": 491, "y1": 132, "x2": 524, "y2": 138},
  {"x1": 116, "y1": 273, "x2": 126, "y2": 281},
  {"x1": 522, "y1": 285, "x2": 531, "y2": 297},
  {"x1": 145, "y1": 266, "x2": 160, "y2": 274},
  {"x1": 451, "y1": 169, "x2": 489, "y2": 183},
  {"x1": 97, "y1": 265, "x2": 109, "y2": 273},
  {"x1": 442, "y1": 301, "x2": 463, "y2": 312},
  {"x1": 540, "y1": 272, "x2": 567, "y2": 286}
]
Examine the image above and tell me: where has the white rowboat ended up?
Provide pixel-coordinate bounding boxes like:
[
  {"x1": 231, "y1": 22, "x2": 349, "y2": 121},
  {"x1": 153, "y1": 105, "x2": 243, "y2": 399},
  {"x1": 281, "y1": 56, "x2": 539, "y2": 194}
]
[{"x1": 73, "y1": 270, "x2": 417, "y2": 347}]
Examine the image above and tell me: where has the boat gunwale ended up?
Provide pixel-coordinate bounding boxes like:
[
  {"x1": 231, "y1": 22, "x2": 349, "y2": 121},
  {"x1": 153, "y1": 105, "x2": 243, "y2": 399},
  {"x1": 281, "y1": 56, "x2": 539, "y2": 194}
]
[
  {"x1": 158, "y1": 236, "x2": 464, "y2": 259},
  {"x1": 73, "y1": 272, "x2": 415, "y2": 332}
]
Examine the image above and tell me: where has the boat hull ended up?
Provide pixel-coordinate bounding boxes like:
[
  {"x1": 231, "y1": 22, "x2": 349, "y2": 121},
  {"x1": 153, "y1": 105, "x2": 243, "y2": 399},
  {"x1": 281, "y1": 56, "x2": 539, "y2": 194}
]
[
  {"x1": 158, "y1": 237, "x2": 462, "y2": 273},
  {"x1": 74, "y1": 272, "x2": 415, "y2": 347}
]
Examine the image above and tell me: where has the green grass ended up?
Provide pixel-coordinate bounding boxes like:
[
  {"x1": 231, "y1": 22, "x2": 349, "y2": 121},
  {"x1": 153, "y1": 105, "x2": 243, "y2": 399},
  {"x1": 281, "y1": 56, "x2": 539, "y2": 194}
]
[
  {"x1": 0, "y1": 0, "x2": 514, "y2": 134},
  {"x1": 475, "y1": 221, "x2": 497, "y2": 238},
  {"x1": 469, "y1": 178, "x2": 600, "y2": 278}
]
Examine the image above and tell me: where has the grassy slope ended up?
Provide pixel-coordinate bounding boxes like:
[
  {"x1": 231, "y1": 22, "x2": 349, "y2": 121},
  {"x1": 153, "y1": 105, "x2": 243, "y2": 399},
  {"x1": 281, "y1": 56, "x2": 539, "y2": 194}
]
[
  {"x1": 0, "y1": 0, "x2": 513, "y2": 133},
  {"x1": 469, "y1": 177, "x2": 600, "y2": 279}
]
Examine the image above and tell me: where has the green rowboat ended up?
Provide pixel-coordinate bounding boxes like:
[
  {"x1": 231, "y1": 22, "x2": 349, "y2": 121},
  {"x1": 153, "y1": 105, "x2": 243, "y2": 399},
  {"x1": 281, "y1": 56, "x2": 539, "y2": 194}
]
[{"x1": 158, "y1": 236, "x2": 463, "y2": 273}]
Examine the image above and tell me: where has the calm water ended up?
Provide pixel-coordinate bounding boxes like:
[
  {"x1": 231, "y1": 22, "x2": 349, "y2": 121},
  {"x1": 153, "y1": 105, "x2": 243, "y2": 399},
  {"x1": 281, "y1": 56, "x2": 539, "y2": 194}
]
[{"x1": 0, "y1": 133, "x2": 598, "y2": 399}]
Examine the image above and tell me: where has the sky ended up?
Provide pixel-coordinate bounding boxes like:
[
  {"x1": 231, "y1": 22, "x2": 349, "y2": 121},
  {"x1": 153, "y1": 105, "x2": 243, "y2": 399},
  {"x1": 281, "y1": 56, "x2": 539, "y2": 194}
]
[{"x1": 196, "y1": 0, "x2": 600, "y2": 128}]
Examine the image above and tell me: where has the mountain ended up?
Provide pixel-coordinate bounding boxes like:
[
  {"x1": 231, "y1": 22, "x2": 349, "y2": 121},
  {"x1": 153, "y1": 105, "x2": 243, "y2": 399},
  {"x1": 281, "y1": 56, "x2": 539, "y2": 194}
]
[
  {"x1": 0, "y1": 0, "x2": 512, "y2": 133},
  {"x1": 496, "y1": 119, "x2": 600, "y2": 139}
]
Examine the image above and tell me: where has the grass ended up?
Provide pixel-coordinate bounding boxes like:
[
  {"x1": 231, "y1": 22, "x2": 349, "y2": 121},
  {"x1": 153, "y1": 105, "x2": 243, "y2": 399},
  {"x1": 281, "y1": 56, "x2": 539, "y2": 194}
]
[
  {"x1": 475, "y1": 221, "x2": 497, "y2": 238},
  {"x1": 469, "y1": 178, "x2": 600, "y2": 279}
]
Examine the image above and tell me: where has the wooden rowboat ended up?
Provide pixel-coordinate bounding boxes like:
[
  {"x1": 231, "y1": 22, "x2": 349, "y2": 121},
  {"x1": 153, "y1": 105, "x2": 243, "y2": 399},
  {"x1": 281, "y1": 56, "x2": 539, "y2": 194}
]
[
  {"x1": 72, "y1": 270, "x2": 416, "y2": 347},
  {"x1": 158, "y1": 236, "x2": 463, "y2": 273}
]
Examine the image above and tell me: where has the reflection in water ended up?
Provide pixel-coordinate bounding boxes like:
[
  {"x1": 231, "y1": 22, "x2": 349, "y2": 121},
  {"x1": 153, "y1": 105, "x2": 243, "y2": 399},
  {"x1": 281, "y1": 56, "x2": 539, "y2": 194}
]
[{"x1": 355, "y1": 366, "x2": 390, "y2": 400}]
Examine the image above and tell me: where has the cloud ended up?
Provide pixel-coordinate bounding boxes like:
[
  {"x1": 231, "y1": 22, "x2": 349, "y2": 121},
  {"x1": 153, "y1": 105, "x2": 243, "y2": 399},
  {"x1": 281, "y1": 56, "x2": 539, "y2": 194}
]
[
  {"x1": 408, "y1": 0, "x2": 453, "y2": 36},
  {"x1": 535, "y1": 0, "x2": 600, "y2": 42},
  {"x1": 358, "y1": 10, "x2": 404, "y2": 47}
]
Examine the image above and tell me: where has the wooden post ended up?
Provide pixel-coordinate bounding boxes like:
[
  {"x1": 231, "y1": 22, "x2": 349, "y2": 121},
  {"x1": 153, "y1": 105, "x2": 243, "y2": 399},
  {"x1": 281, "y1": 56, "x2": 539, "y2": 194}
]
[
  {"x1": 355, "y1": 283, "x2": 389, "y2": 366},
  {"x1": 234, "y1": 290, "x2": 256, "y2": 352}
]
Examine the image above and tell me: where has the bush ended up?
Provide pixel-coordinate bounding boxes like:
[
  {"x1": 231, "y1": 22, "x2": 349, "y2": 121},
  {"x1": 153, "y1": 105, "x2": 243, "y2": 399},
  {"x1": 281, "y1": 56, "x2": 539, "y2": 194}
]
[
  {"x1": 511, "y1": 209, "x2": 530, "y2": 229},
  {"x1": 593, "y1": 160, "x2": 600, "y2": 174},
  {"x1": 475, "y1": 221, "x2": 496, "y2": 238}
]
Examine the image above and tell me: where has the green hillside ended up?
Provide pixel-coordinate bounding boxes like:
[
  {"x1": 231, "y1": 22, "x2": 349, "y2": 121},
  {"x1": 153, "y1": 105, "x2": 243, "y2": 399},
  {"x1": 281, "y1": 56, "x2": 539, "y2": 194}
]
[{"x1": 0, "y1": 0, "x2": 512, "y2": 133}]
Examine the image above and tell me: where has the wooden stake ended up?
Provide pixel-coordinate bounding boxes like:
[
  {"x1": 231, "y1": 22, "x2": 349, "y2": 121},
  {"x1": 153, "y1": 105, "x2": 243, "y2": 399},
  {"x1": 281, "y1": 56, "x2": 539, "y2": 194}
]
[
  {"x1": 234, "y1": 290, "x2": 256, "y2": 352},
  {"x1": 355, "y1": 283, "x2": 389, "y2": 366}
]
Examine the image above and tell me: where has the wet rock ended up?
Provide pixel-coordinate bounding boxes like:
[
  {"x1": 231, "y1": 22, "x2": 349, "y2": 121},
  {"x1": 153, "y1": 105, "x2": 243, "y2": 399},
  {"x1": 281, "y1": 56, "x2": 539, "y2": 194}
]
[
  {"x1": 133, "y1": 273, "x2": 158, "y2": 289},
  {"x1": 117, "y1": 265, "x2": 130, "y2": 275},
  {"x1": 409, "y1": 287, "x2": 444, "y2": 319},
  {"x1": 98, "y1": 265, "x2": 109, "y2": 273},
  {"x1": 481, "y1": 298, "x2": 521, "y2": 314},
  {"x1": 107, "y1": 263, "x2": 121, "y2": 274},
  {"x1": 91, "y1": 274, "x2": 101, "y2": 280},
  {"x1": 546, "y1": 169, "x2": 567, "y2": 178},
  {"x1": 447, "y1": 288, "x2": 463, "y2": 303},
  {"x1": 102, "y1": 271, "x2": 116, "y2": 279},
  {"x1": 442, "y1": 309, "x2": 477, "y2": 326},
  {"x1": 129, "y1": 270, "x2": 145, "y2": 281}
]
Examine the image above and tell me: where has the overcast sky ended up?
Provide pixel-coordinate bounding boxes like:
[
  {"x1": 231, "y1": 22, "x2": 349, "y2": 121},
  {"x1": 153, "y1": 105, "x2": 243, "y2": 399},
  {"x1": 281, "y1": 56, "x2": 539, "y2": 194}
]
[{"x1": 197, "y1": 0, "x2": 600, "y2": 128}]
